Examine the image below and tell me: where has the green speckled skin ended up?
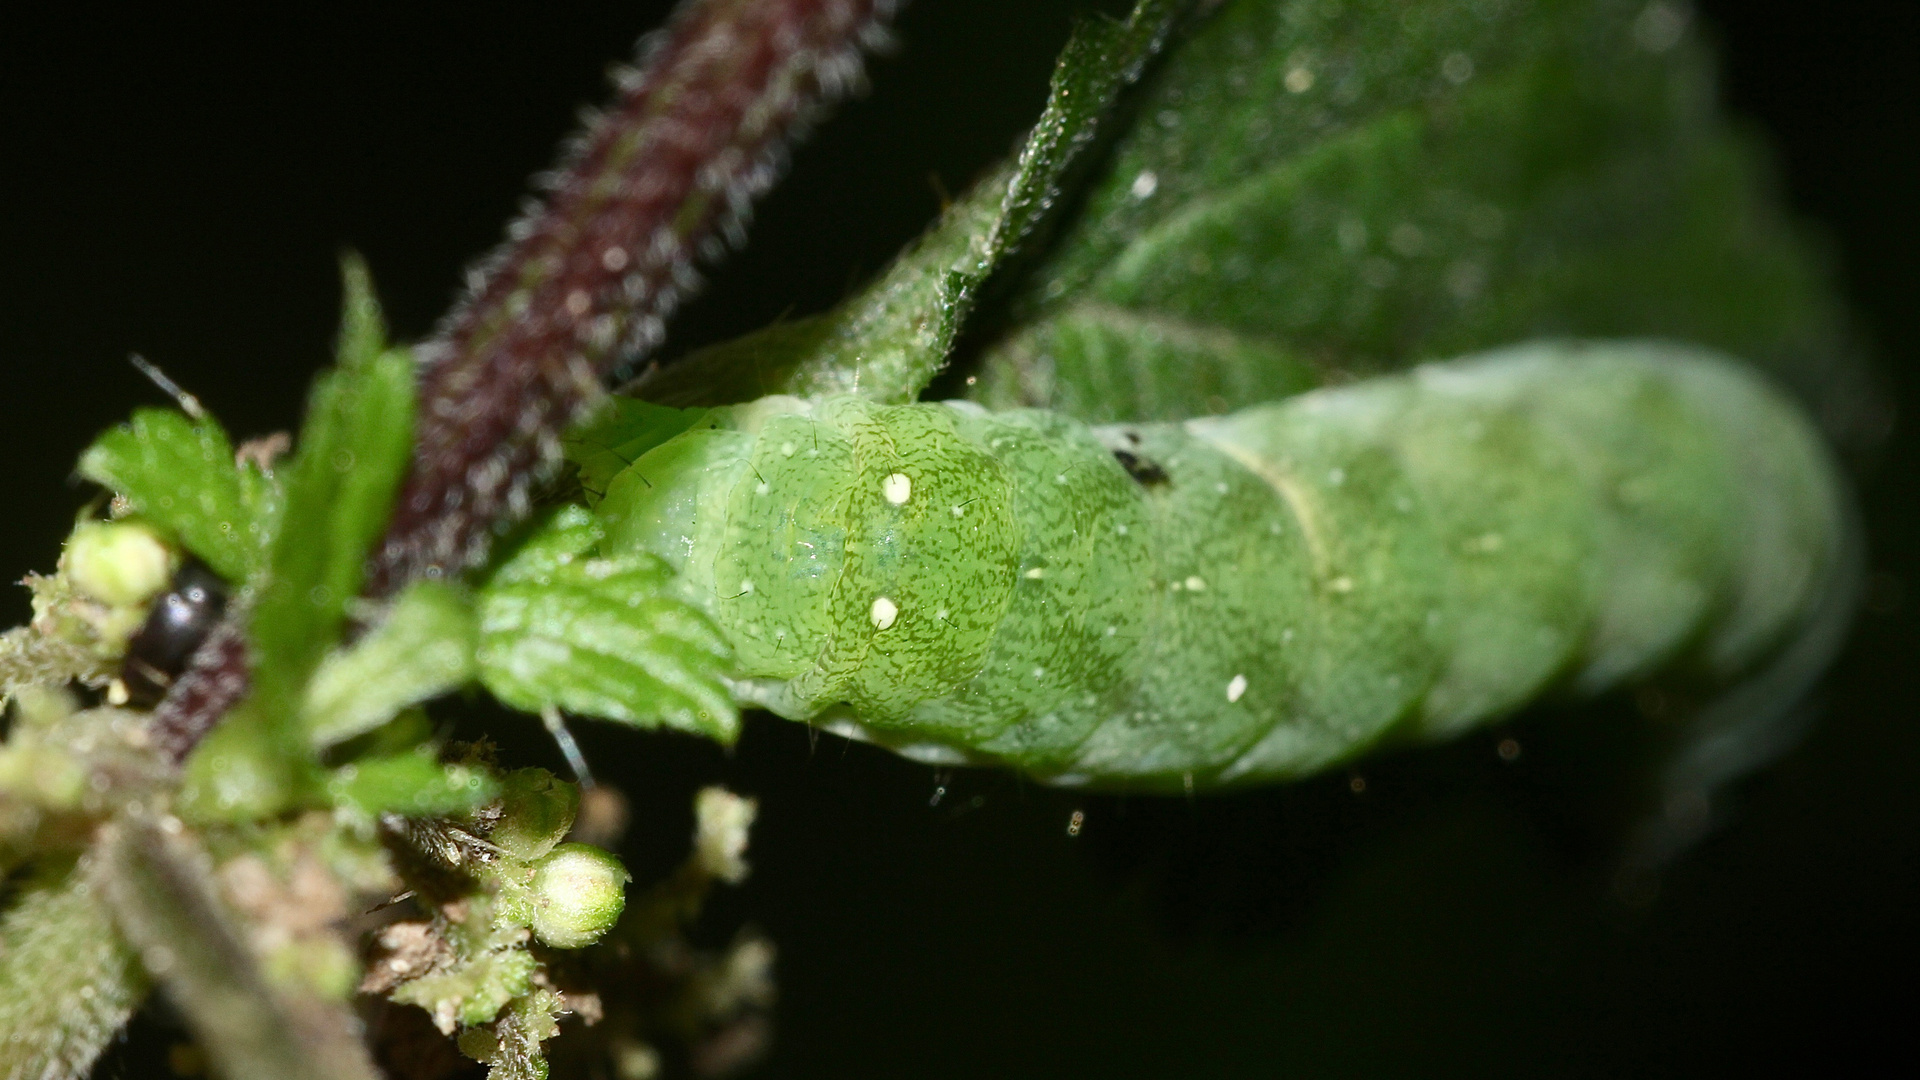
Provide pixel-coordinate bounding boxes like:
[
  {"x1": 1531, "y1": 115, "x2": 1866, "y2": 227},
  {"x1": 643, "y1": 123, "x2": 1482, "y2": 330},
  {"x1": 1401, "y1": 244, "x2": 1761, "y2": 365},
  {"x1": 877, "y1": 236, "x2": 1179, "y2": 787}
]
[{"x1": 597, "y1": 342, "x2": 1846, "y2": 790}]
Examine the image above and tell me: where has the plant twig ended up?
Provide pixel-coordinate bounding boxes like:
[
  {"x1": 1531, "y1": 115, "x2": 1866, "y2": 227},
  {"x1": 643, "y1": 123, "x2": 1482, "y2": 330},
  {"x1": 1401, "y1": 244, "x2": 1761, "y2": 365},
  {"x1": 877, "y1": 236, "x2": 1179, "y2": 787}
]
[{"x1": 370, "y1": 0, "x2": 901, "y2": 593}]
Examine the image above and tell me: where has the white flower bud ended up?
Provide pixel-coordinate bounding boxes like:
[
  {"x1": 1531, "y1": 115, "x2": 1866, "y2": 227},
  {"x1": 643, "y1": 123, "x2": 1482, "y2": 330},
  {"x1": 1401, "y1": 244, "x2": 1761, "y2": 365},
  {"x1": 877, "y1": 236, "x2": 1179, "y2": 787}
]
[{"x1": 65, "y1": 521, "x2": 173, "y2": 608}]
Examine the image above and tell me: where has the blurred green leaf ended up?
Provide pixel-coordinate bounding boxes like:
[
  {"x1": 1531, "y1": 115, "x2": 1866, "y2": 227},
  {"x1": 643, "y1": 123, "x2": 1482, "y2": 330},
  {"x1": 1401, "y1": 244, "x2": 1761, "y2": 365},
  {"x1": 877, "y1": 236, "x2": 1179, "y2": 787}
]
[
  {"x1": 476, "y1": 506, "x2": 737, "y2": 742},
  {"x1": 326, "y1": 752, "x2": 498, "y2": 818},
  {"x1": 973, "y1": 0, "x2": 1867, "y2": 439},
  {"x1": 183, "y1": 264, "x2": 415, "y2": 815},
  {"x1": 304, "y1": 581, "x2": 478, "y2": 748},
  {"x1": 247, "y1": 281, "x2": 414, "y2": 723},
  {"x1": 178, "y1": 696, "x2": 316, "y2": 822},
  {"x1": 76, "y1": 408, "x2": 263, "y2": 582},
  {"x1": 630, "y1": 0, "x2": 1187, "y2": 407},
  {"x1": 334, "y1": 252, "x2": 386, "y2": 375}
]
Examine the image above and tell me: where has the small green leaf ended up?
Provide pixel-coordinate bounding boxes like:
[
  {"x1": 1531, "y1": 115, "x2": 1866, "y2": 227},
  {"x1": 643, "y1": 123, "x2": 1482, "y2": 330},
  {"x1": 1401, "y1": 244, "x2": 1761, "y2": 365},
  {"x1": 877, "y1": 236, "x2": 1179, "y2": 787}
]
[
  {"x1": 629, "y1": 0, "x2": 1186, "y2": 407},
  {"x1": 304, "y1": 581, "x2": 478, "y2": 748},
  {"x1": 182, "y1": 262, "x2": 415, "y2": 814},
  {"x1": 326, "y1": 752, "x2": 499, "y2": 818},
  {"x1": 247, "y1": 343, "x2": 415, "y2": 727},
  {"x1": 562, "y1": 397, "x2": 711, "y2": 507},
  {"x1": 476, "y1": 506, "x2": 737, "y2": 741},
  {"x1": 335, "y1": 251, "x2": 387, "y2": 374},
  {"x1": 77, "y1": 408, "x2": 262, "y2": 582},
  {"x1": 178, "y1": 697, "x2": 314, "y2": 822}
]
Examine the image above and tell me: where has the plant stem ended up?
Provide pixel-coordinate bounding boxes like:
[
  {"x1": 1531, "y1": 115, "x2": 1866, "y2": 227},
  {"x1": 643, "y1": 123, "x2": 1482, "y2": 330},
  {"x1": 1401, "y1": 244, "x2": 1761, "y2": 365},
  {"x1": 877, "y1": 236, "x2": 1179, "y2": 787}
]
[{"x1": 370, "y1": 0, "x2": 901, "y2": 593}]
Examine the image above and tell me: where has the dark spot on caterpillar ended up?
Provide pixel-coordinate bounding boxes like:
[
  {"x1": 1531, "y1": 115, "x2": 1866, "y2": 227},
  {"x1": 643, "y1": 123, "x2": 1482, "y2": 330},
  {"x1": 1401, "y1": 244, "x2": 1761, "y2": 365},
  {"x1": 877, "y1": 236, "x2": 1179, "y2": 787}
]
[
  {"x1": 1112, "y1": 449, "x2": 1169, "y2": 487},
  {"x1": 120, "y1": 560, "x2": 230, "y2": 708}
]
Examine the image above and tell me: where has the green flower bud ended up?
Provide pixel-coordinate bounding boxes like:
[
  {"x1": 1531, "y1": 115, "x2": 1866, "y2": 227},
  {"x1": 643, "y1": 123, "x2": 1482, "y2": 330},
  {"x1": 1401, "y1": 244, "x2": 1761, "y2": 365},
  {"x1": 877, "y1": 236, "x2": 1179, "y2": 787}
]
[
  {"x1": 65, "y1": 521, "x2": 173, "y2": 608},
  {"x1": 529, "y1": 842, "x2": 629, "y2": 948}
]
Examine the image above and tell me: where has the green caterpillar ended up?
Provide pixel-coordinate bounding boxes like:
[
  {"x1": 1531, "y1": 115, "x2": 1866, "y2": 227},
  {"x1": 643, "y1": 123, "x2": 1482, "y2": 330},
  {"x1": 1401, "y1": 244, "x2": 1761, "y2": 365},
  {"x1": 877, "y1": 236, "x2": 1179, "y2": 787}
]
[{"x1": 594, "y1": 340, "x2": 1847, "y2": 790}]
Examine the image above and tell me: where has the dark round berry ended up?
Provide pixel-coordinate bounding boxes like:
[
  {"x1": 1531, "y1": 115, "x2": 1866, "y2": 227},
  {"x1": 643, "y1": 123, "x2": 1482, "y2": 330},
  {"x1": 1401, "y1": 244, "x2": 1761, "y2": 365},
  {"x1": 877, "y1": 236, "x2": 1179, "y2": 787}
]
[{"x1": 120, "y1": 560, "x2": 229, "y2": 708}]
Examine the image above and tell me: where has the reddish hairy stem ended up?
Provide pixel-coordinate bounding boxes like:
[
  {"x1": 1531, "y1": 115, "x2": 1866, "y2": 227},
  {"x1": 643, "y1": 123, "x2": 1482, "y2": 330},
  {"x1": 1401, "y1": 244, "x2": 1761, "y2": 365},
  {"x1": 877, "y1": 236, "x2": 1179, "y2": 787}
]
[
  {"x1": 369, "y1": 0, "x2": 898, "y2": 593},
  {"x1": 149, "y1": 618, "x2": 250, "y2": 765},
  {"x1": 150, "y1": 0, "x2": 897, "y2": 755}
]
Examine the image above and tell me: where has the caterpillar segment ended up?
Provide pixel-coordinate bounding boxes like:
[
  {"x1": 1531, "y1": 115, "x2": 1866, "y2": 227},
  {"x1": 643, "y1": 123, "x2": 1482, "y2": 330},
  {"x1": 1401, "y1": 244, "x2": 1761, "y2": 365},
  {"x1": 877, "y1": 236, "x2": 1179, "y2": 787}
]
[{"x1": 597, "y1": 341, "x2": 1848, "y2": 790}]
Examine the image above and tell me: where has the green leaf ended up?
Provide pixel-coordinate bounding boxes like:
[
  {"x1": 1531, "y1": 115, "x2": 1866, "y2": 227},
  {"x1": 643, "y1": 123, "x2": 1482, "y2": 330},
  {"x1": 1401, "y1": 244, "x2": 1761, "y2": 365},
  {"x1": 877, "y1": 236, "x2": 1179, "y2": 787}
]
[
  {"x1": 325, "y1": 751, "x2": 499, "y2": 818},
  {"x1": 476, "y1": 506, "x2": 737, "y2": 741},
  {"x1": 76, "y1": 408, "x2": 264, "y2": 582},
  {"x1": 184, "y1": 263, "x2": 415, "y2": 813},
  {"x1": 974, "y1": 0, "x2": 1866, "y2": 440},
  {"x1": 562, "y1": 397, "x2": 711, "y2": 507},
  {"x1": 303, "y1": 580, "x2": 478, "y2": 748},
  {"x1": 178, "y1": 696, "x2": 316, "y2": 822},
  {"x1": 628, "y1": 0, "x2": 1187, "y2": 407},
  {"x1": 334, "y1": 251, "x2": 387, "y2": 374},
  {"x1": 249, "y1": 338, "x2": 415, "y2": 715}
]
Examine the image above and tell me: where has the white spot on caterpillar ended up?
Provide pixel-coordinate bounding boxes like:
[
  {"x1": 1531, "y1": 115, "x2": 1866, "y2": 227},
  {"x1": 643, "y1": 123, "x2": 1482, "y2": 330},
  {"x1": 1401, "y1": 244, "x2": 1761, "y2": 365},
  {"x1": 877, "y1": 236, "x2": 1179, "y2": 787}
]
[
  {"x1": 1327, "y1": 467, "x2": 1346, "y2": 486},
  {"x1": 1185, "y1": 575, "x2": 1207, "y2": 591},
  {"x1": 780, "y1": 442, "x2": 796, "y2": 457},
  {"x1": 883, "y1": 473, "x2": 912, "y2": 504},
  {"x1": 870, "y1": 596, "x2": 898, "y2": 630},
  {"x1": 739, "y1": 579, "x2": 754, "y2": 593},
  {"x1": 1025, "y1": 567, "x2": 1045, "y2": 580},
  {"x1": 1130, "y1": 170, "x2": 1158, "y2": 199},
  {"x1": 1055, "y1": 474, "x2": 1068, "y2": 485},
  {"x1": 756, "y1": 482, "x2": 770, "y2": 495},
  {"x1": 951, "y1": 504, "x2": 966, "y2": 517},
  {"x1": 1227, "y1": 674, "x2": 1248, "y2": 702},
  {"x1": 935, "y1": 608, "x2": 949, "y2": 620},
  {"x1": 1104, "y1": 625, "x2": 1117, "y2": 636},
  {"x1": 1214, "y1": 482, "x2": 1230, "y2": 494},
  {"x1": 1115, "y1": 523, "x2": 1129, "y2": 535},
  {"x1": 1329, "y1": 576, "x2": 1355, "y2": 593},
  {"x1": 1032, "y1": 667, "x2": 1045, "y2": 680}
]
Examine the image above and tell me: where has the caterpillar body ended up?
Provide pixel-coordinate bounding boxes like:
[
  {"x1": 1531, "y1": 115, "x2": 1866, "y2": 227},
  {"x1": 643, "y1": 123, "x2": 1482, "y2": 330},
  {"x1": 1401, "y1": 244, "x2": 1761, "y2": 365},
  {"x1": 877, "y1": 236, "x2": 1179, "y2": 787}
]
[{"x1": 597, "y1": 341, "x2": 1847, "y2": 790}]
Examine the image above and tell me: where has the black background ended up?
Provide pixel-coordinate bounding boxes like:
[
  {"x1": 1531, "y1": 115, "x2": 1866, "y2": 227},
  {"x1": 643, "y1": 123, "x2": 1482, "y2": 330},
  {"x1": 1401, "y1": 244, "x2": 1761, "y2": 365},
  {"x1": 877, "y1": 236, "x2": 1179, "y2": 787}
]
[{"x1": 3, "y1": 1, "x2": 1916, "y2": 1076}]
